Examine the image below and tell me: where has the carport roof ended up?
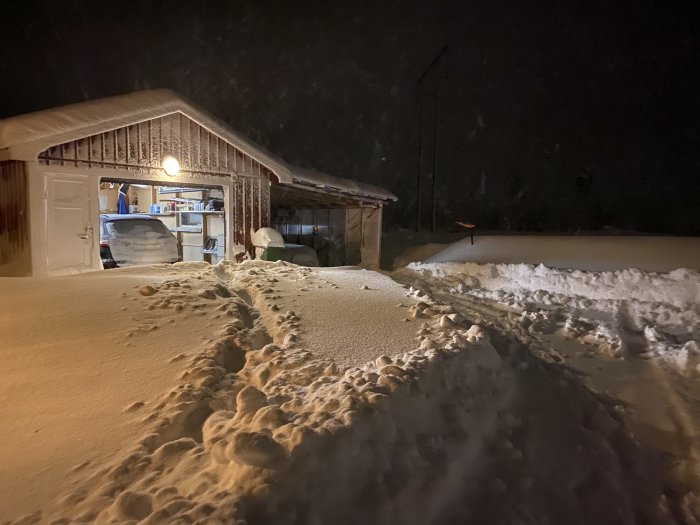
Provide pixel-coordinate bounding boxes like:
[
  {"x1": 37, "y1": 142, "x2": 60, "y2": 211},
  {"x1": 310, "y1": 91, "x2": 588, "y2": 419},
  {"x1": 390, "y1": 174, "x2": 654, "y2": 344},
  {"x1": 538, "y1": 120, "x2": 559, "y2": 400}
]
[{"x1": 0, "y1": 89, "x2": 396, "y2": 203}]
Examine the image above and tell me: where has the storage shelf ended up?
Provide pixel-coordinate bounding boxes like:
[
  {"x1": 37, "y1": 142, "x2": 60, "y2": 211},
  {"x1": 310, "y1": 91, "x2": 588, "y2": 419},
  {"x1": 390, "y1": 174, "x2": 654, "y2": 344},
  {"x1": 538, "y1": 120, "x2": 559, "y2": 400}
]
[
  {"x1": 158, "y1": 188, "x2": 204, "y2": 195},
  {"x1": 150, "y1": 187, "x2": 225, "y2": 263},
  {"x1": 152, "y1": 210, "x2": 225, "y2": 217},
  {"x1": 149, "y1": 211, "x2": 223, "y2": 216},
  {"x1": 178, "y1": 211, "x2": 225, "y2": 215},
  {"x1": 169, "y1": 227, "x2": 202, "y2": 233}
]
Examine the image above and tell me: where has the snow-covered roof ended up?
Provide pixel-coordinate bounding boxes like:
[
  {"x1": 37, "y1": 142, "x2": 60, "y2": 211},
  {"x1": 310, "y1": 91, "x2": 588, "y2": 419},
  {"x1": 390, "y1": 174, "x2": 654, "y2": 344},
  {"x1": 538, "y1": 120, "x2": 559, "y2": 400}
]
[
  {"x1": 288, "y1": 167, "x2": 397, "y2": 202},
  {"x1": 0, "y1": 89, "x2": 396, "y2": 203}
]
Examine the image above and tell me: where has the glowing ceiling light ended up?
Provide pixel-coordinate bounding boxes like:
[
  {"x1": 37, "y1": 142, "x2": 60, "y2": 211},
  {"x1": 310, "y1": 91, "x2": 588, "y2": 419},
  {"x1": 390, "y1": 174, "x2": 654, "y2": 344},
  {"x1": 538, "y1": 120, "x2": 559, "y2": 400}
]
[{"x1": 162, "y1": 155, "x2": 180, "y2": 176}]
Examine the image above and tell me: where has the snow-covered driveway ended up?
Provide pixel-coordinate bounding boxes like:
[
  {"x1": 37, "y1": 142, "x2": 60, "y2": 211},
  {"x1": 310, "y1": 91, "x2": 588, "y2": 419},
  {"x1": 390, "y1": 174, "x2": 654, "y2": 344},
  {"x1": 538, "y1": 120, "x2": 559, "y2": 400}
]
[
  {"x1": 0, "y1": 266, "x2": 236, "y2": 520},
  {"x1": 1, "y1": 260, "x2": 699, "y2": 524},
  {"x1": 0, "y1": 261, "x2": 427, "y2": 524},
  {"x1": 226, "y1": 264, "x2": 423, "y2": 365}
]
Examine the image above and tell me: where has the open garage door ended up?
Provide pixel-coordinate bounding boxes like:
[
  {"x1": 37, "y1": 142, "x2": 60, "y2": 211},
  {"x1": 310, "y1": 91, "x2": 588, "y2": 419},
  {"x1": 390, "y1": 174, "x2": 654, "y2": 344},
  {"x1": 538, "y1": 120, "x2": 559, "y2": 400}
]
[{"x1": 98, "y1": 179, "x2": 226, "y2": 269}]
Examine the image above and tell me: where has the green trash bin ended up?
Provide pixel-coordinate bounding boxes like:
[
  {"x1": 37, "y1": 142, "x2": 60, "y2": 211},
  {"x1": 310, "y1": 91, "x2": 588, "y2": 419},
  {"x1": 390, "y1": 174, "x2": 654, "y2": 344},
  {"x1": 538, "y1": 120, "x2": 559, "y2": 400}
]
[
  {"x1": 258, "y1": 246, "x2": 283, "y2": 261},
  {"x1": 253, "y1": 228, "x2": 286, "y2": 261}
]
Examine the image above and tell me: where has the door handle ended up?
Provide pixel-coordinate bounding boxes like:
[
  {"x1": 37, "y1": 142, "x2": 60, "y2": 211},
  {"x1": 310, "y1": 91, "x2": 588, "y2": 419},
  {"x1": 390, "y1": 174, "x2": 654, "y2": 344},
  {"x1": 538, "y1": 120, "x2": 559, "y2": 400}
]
[{"x1": 79, "y1": 224, "x2": 93, "y2": 240}]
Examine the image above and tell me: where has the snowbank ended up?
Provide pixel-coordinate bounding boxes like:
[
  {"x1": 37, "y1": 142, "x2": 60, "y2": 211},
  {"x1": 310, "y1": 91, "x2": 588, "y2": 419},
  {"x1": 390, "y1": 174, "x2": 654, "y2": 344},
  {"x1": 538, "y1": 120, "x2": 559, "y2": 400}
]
[
  {"x1": 410, "y1": 261, "x2": 700, "y2": 307},
  {"x1": 400, "y1": 261, "x2": 700, "y2": 371},
  {"x1": 396, "y1": 234, "x2": 700, "y2": 272},
  {"x1": 392, "y1": 242, "x2": 447, "y2": 269}
]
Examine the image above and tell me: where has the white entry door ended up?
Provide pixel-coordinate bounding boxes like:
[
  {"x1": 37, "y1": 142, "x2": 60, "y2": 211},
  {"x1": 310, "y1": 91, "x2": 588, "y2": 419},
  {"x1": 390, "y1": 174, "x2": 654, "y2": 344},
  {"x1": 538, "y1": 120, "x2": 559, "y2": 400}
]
[{"x1": 46, "y1": 173, "x2": 94, "y2": 274}]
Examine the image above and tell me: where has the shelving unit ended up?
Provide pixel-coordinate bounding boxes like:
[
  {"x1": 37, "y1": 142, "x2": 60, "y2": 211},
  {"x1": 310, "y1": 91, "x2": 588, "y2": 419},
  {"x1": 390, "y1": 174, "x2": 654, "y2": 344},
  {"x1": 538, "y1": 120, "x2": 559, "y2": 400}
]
[
  {"x1": 152, "y1": 188, "x2": 226, "y2": 264},
  {"x1": 169, "y1": 225, "x2": 203, "y2": 233}
]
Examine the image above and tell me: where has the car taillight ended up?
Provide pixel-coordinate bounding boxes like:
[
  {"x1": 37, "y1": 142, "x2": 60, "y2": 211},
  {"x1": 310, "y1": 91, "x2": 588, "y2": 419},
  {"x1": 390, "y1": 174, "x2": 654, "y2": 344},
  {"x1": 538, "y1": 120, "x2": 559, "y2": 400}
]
[{"x1": 100, "y1": 242, "x2": 118, "y2": 269}]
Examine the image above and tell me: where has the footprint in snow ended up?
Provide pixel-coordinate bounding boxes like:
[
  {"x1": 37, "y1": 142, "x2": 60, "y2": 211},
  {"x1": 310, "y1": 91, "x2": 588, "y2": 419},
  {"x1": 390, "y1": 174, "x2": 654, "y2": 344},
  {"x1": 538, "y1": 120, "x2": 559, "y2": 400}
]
[
  {"x1": 139, "y1": 285, "x2": 158, "y2": 297},
  {"x1": 124, "y1": 401, "x2": 145, "y2": 412},
  {"x1": 199, "y1": 289, "x2": 217, "y2": 300},
  {"x1": 71, "y1": 459, "x2": 91, "y2": 472}
]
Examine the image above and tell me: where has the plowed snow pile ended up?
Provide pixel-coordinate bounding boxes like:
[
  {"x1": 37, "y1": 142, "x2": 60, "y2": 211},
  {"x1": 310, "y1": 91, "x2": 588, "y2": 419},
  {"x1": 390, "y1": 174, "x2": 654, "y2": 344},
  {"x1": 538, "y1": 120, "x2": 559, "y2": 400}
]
[
  {"x1": 1, "y1": 260, "x2": 698, "y2": 524},
  {"x1": 399, "y1": 262, "x2": 700, "y2": 370}
]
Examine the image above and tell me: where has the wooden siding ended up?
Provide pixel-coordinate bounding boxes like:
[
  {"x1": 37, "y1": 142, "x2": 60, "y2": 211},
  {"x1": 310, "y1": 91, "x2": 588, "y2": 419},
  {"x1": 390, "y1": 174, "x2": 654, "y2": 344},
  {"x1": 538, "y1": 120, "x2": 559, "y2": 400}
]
[
  {"x1": 234, "y1": 178, "x2": 246, "y2": 256},
  {"x1": 0, "y1": 161, "x2": 30, "y2": 274},
  {"x1": 38, "y1": 112, "x2": 270, "y2": 181},
  {"x1": 37, "y1": 112, "x2": 274, "y2": 256}
]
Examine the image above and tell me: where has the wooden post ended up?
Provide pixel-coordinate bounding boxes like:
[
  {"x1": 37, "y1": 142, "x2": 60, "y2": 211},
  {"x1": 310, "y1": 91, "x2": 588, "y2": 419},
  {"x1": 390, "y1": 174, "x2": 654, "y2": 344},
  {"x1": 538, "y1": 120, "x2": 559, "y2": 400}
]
[{"x1": 455, "y1": 221, "x2": 476, "y2": 245}]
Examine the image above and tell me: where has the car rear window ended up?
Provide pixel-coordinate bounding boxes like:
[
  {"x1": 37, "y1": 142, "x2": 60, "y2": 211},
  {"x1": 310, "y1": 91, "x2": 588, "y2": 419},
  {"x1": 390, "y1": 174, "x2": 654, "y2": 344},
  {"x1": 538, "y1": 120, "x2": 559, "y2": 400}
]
[{"x1": 105, "y1": 219, "x2": 171, "y2": 237}]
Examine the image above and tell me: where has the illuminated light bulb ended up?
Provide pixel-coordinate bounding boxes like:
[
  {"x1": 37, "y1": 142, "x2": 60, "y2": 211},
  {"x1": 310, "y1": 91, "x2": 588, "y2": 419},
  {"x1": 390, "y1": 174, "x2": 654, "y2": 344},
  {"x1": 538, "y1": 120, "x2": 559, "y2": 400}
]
[{"x1": 162, "y1": 155, "x2": 180, "y2": 176}]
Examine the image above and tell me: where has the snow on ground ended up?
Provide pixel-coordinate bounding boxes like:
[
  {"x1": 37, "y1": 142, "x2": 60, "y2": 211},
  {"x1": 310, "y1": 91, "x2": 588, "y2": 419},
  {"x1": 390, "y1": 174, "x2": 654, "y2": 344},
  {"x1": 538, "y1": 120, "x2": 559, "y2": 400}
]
[
  {"x1": 0, "y1": 265, "x2": 229, "y2": 519},
  {"x1": 389, "y1": 234, "x2": 700, "y2": 272},
  {"x1": 398, "y1": 261, "x2": 700, "y2": 370},
  {"x1": 394, "y1": 260, "x2": 700, "y2": 521},
  {"x1": 224, "y1": 264, "x2": 423, "y2": 366},
  {"x1": 2, "y1": 259, "x2": 699, "y2": 524},
  {"x1": 392, "y1": 242, "x2": 448, "y2": 270},
  {"x1": 0, "y1": 261, "x2": 432, "y2": 524}
]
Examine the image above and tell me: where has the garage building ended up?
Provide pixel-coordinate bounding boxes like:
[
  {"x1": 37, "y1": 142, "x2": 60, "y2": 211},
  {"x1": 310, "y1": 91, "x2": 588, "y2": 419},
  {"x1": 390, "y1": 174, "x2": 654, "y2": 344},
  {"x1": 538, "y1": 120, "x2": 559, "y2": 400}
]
[{"x1": 0, "y1": 89, "x2": 396, "y2": 276}]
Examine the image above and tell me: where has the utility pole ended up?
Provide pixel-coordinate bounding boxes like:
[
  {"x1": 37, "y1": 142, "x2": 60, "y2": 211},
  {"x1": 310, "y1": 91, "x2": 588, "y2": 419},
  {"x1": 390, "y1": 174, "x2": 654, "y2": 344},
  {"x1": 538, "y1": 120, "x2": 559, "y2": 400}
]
[{"x1": 416, "y1": 46, "x2": 449, "y2": 232}]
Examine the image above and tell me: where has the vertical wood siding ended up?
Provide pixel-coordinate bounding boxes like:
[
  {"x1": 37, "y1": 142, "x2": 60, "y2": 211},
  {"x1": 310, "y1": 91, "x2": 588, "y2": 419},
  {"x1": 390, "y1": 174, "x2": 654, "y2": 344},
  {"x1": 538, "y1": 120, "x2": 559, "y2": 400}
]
[
  {"x1": 37, "y1": 113, "x2": 268, "y2": 178},
  {"x1": 0, "y1": 161, "x2": 30, "y2": 274},
  {"x1": 234, "y1": 178, "x2": 246, "y2": 257}
]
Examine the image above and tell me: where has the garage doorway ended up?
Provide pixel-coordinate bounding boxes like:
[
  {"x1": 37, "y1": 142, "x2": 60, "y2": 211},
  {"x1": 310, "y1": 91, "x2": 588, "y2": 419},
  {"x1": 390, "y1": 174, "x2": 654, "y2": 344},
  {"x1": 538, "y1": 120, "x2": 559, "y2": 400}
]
[{"x1": 98, "y1": 178, "x2": 226, "y2": 269}]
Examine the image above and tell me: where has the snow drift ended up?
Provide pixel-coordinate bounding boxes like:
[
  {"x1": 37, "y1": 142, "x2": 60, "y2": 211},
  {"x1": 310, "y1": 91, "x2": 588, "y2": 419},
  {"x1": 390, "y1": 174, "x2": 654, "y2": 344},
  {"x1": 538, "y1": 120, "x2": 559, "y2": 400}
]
[
  {"x1": 399, "y1": 261, "x2": 699, "y2": 372},
  {"x1": 392, "y1": 235, "x2": 700, "y2": 273}
]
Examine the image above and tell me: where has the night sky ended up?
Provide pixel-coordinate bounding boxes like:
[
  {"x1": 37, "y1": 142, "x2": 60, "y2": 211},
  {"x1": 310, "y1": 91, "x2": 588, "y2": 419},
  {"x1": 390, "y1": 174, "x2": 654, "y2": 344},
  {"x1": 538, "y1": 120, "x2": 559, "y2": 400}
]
[{"x1": 1, "y1": 1, "x2": 699, "y2": 234}]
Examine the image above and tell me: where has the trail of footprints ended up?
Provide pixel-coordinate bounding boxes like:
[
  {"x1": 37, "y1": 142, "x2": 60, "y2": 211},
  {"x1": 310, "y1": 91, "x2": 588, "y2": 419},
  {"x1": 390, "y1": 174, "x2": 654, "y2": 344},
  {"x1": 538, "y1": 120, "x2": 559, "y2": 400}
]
[{"x1": 38, "y1": 262, "x2": 506, "y2": 524}]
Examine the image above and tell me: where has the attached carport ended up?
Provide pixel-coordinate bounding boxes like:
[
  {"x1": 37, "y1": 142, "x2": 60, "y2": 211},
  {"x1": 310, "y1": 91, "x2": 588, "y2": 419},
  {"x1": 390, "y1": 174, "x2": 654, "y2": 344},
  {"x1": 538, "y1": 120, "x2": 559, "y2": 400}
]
[{"x1": 270, "y1": 169, "x2": 395, "y2": 267}]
